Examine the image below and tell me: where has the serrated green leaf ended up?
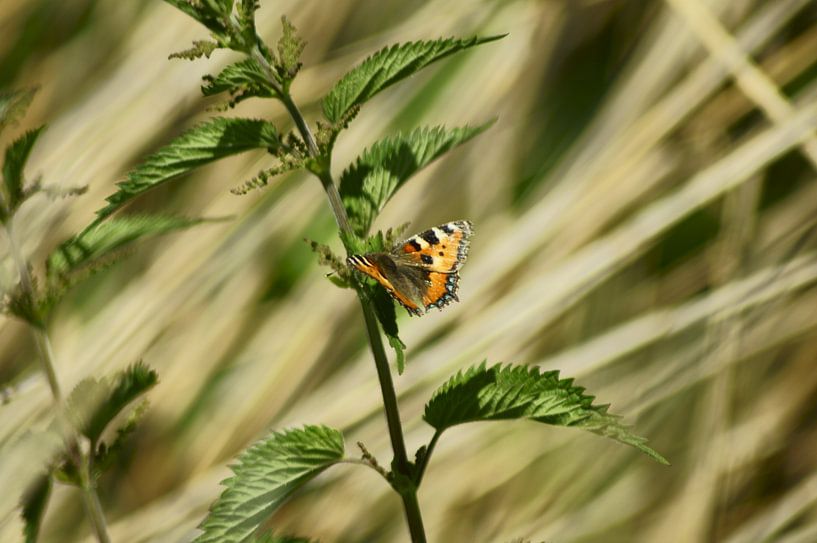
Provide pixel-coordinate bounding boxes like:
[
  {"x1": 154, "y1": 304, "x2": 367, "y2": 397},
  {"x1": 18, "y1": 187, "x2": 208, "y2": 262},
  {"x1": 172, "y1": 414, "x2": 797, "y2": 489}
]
[
  {"x1": 195, "y1": 425, "x2": 344, "y2": 543},
  {"x1": 202, "y1": 58, "x2": 276, "y2": 102},
  {"x1": 322, "y1": 35, "x2": 504, "y2": 124},
  {"x1": 0, "y1": 87, "x2": 38, "y2": 135},
  {"x1": 94, "y1": 117, "x2": 279, "y2": 221},
  {"x1": 340, "y1": 123, "x2": 492, "y2": 236},
  {"x1": 47, "y1": 215, "x2": 212, "y2": 278},
  {"x1": 424, "y1": 363, "x2": 668, "y2": 464},
  {"x1": 2, "y1": 126, "x2": 45, "y2": 217},
  {"x1": 21, "y1": 476, "x2": 51, "y2": 543},
  {"x1": 370, "y1": 286, "x2": 406, "y2": 374}
]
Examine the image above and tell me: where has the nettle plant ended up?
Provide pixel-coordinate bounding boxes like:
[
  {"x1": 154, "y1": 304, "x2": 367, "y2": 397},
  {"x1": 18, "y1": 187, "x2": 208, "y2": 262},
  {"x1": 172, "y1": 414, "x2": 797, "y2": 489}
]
[{"x1": 1, "y1": 88, "x2": 212, "y2": 543}]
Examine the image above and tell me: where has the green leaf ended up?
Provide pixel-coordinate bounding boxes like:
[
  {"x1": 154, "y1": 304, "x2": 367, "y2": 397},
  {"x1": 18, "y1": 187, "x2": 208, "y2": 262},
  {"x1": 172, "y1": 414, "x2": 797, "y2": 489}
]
[
  {"x1": 47, "y1": 215, "x2": 212, "y2": 278},
  {"x1": 2, "y1": 126, "x2": 44, "y2": 217},
  {"x1": 196, "y1": 425, "x2": 344, "y2": 543},
  {"x1": 0, "y1": 87, "x2": 38, "y2": 135},
  {"x1": 340, "y1": 123, "x2": 492, "y2": 236},
  {"x1": 3, "y1": 278, "x2": 44, "y2": 328},
  {"x1": 424, "y1": 363, "x2": 669, "y2": 464},
  {"x1": 322, "y1": 35, "x2": 504, "y2": 124},
  {"x1": 164, "y1": 0, "x2": 231, "y2": 35},
  {"x1": 94, "y1": 117, "x2": 279, "y2": 221},
  {"x1": 66, "y1": 363, "x2": 157, "y2": 446},
  {"x1": 21, "y1": 476, "x2": 51, "y2": 543},
  {"x1": 88, "y1": 363, "x2": 157, "y2": 445},
  {"x1": 94, "y1": 399, "x2": 150, "y2": 477},
  {"x1": 202, "y1": 58, "x2": 276, "y2": 104}
]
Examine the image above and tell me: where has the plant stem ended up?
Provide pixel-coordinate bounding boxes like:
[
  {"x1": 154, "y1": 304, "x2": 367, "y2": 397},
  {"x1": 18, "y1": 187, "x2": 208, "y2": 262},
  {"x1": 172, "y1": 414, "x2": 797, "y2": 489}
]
[
  {"x1": 78, "y1": 457, "x2": 111, "y2": 543},
  {"x1": 5, "y1": 221, "x2": 62, "y2": 400},
  {"x1": 359, "y1": 298, "x2": 426, "y2": 541},
  {"x1": 4, "y1": 219, "x2": 111, "y2": 543},
  {"x1": 260, "y1": 49, "x2": 428, "y2": 541}
]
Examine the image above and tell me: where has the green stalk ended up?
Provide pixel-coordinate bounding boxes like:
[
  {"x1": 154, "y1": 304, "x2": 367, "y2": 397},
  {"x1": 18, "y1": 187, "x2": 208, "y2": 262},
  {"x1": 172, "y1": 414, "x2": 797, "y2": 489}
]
[
  {"x1": 248, "y1": 40, "x2": 428, "y2": 543},
  {"x1": 4, "y1": 220, "x2": 111, "y2": 543},
  {"x1": 289, "y1": 94, "x2": 427, "y2": 543}
]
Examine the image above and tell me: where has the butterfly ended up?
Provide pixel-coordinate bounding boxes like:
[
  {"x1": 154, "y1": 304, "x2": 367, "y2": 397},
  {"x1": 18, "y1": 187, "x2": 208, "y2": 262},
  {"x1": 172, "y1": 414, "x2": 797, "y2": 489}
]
[{"x1": 346, "y1": 220, "x2": 473, "y2": 316}]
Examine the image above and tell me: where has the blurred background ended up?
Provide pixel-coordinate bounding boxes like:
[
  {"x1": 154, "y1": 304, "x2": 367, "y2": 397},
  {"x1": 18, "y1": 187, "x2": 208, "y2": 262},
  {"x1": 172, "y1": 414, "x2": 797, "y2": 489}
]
[{"x1": 2, "y1": 0, "x2": 817, "y2": 541}]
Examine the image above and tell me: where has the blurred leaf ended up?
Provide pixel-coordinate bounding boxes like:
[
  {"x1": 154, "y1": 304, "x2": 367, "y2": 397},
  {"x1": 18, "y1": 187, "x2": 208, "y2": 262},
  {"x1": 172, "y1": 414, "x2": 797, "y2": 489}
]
[
  {"x1": 424, "y1": 362, "x2": 668, "y2": 464},
  {"x1": 202, "y1": 58, "x2": 277, "y2": 103},
  {"x1": 322, "y1": 35, "x2": 504, "y2": 124},
  {"x1": 66, "y1": 363, "x2": 157, "y2": 446},
  {"x1": 21, "y1": 475, "x2": 51, "y2": 543},
  {"x1": 86, "y1": 363, "x2": 157, "y2": 446},
  {"x1": 94, "y1": 117, "x2": 280, "y2": 221},
  {"x1": 169, "y1": 40, "x2": 220, "y2": 60},
  {"x1": 47, "y1": 215, "x2": 212, "y2": 279},
  {"x1": 0, "y1": 87, "x2": 38, "y2": 135},
  {"x1": 2, "y1": 278, "x2": 44, "y2": 328},
  {"x1": 339, "y1": 123, "x2": 491, "y2": 236},
  {"x1": 2, "y1": 126, "x2": 45, "y2": 219},
  {"x1": 66, "y1": 378, "x2": 108, "y2": 445},
  {"x1": 252, "y1": 532, "x2": 316, "y2": 543},
  {"x1": 94, "y1": 399, "x2": 150, "y2": 477},
  {"x1": 195, "y1": 425, "x2": 344, "y2": 543}
]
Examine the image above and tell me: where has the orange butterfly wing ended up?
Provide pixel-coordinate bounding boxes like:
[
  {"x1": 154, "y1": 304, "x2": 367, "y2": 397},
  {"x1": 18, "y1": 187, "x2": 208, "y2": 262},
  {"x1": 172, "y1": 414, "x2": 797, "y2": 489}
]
[
  {"x1": 398, "y1": 220, "x2": 472, "y2": 273},
  {"x1": 346, "y1": 254, "x2": 423, "y2": 315}
]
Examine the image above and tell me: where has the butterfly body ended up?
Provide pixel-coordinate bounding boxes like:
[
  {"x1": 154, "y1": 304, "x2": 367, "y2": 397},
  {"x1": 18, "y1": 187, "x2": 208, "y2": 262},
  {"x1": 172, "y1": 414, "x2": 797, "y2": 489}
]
[{"x1": 347, "y1": 220, "x2": 473, "y2": 316}]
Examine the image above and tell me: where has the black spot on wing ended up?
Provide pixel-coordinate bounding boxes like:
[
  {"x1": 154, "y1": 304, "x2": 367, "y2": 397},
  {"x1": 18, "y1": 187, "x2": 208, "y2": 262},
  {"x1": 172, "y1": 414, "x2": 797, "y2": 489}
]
[
  {"x1": 421, "y1": 229, "x2": 440, "y2": 245},
  {"x1": 407, "y1": 239, "x2": 422, "y2": 252},
  {"x1": 421, "y1": 254, "x2": 434, "y2": 265}
]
